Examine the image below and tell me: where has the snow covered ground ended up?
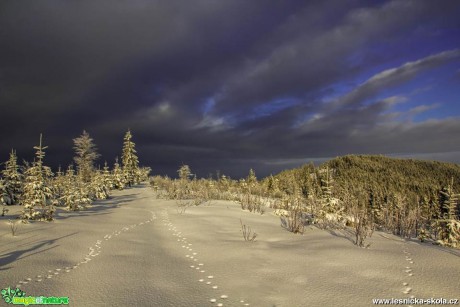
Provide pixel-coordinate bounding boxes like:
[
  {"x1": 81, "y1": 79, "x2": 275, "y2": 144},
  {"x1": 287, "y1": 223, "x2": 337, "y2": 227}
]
[{"x1": 1, "y1": 185, "x2": 459, "y2": 306}]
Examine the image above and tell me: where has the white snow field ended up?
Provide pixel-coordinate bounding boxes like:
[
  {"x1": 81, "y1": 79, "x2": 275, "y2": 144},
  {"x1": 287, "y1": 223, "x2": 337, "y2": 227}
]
[{"x1": 1, "y1": 185, "x2": 459, "y2": 306}]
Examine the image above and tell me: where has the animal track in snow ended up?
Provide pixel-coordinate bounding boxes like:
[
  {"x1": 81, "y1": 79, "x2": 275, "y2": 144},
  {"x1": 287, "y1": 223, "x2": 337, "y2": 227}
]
[
  {"x1": 400, "y1": 245, "x2": 417, "y2": 296},
  {"x1": 403, "y1": 287, "x2": 412, "y2": 294},
  {"x1": 16, "y1": 210, "x2": 157, "y2": 289},
  {"x1": 160, "y1": 208, "x2": 250, "y2": 306}
]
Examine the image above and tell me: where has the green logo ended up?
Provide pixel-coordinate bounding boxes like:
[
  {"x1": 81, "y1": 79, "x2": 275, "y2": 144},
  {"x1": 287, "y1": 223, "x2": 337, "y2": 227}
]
[
  {"x1": 1, "y1": 287, "x2": 26, "y2": 304},
  {"x1": 1, "y1": 287, "x2": 69, "y2": 305}
]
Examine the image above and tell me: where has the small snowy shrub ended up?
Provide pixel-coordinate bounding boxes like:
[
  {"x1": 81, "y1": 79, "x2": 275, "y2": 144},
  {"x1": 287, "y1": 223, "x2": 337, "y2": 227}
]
[{"x1": 240, "y1": 219, "x2": 257, "y2": 242}]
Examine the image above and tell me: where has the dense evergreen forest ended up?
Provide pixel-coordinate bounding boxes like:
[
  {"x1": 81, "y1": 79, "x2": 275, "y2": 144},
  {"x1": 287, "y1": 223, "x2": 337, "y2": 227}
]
[
  {"x1": 326, "y1": 155, "x2": 460, "y2": 205},
  {"x1": 273, "y1": 155, "x2": 460, "y2": 218}
]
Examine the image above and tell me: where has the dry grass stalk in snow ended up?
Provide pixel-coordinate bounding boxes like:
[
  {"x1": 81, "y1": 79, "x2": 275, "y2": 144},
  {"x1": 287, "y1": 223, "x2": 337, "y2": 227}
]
[
  {"x1": 352, "y1": 208, "x2": 374, "y2": 247},
  {"x1": 342, "y1": 186, "x2": 375, "y2": 247},
  {"x1": 240, "y1": 219, "x2": 257, "y2": 242},
  {"x1": 279, "y1": 193, "x2": 306, "y2": 234},
  {"x1": 238, "y1": 192, "x2": 265, "y2": 215},
  {"x1": 176, "y1": 199, "x2": 190, "y2": 214},
  {"x1": 8, "y1": 219, "x2": 19, "y2": 236}
]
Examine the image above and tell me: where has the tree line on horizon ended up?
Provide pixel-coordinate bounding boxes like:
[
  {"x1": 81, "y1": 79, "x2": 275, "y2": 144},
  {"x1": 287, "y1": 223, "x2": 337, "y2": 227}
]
[
  {"x1": 3, "y1": 128, "x2": 458, "y2": 250},
  {"x1": 0, "y1": 129, "x2": 150, "y2": 221},
  {"x1": 151, "y1": 155, "x2": 460, "y2": 248}
]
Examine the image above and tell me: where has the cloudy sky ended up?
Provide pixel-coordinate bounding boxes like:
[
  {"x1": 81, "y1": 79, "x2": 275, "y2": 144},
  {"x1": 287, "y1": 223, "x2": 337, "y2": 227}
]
[{"x1": 1, "y1": 0, "x2": 460, "y2": 178}]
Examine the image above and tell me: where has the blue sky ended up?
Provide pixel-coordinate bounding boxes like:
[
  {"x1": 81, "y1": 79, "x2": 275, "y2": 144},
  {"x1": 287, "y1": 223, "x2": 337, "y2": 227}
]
[{"x1": 0, "y1": 0, "x2": 459, "y2": 178}]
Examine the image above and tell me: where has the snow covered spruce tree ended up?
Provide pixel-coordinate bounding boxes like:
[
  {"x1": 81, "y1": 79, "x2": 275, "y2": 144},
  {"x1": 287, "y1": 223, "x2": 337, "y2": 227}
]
[
  {"x1": 102, "y1": 161, "x2": 115, "y2": 191},
  {"x1": 247, "y1": 168, "x2": 257, "y2": 187},
  {"x1": 320, "y1": 167, "x2": 333, "y2": 209},
  {"x1": 52, "y1": 166, "x2": 66, "y2": 207},
  {"x1": 21, "y1": 134, "x2": 55, "y2": 221},
  {"x1": 89, "y1": 169, "x2": 109, "y2": 200},
  {"x1": 137, "y1": 166, "x2": 152, "y2": 183},
  {"x1": 436, "y1": 178, "x2": 460, "y2": 247},
  {"x1": 316, "y1": 166, "x2": 343, "y2": 227},
  {"x1": 0, "y1": 179, "x2": 10, "y2": 216},
  {"x1": 2, "y1": 149, "x2": 23, "y2": 206},
  {"x1": 73, "y1": 130, "x2": 100, "y2": 183},
  {"x1": 60, "y1": 165, "x2": 91, "y2": 211},
  {"x1": 112, "y1": 157, "x2": 126, "y2": 190},
  {"x1": 176, "y1": 164, "x2": 192, "y2": 199},
  {"x1": 266, "y1": 175, "x2": 280, "y2": 196},
  {"x1": 121, "y1": 129, "x2": 140, "y2": 186},
  {"x1": 178, "y1": 164, "x2": 192, "y2": 181}
]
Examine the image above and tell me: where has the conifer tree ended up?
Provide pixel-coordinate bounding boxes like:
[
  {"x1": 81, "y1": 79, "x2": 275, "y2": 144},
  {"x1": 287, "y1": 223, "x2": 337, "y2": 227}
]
[
  {"x1": 267, "y1": 175, "x2": 279, "y2": 194},
  {"x1": 21, "y1": 134, "x2": 55, "y2": 221},
  {"x1": 121, "y1": 129, "x2": 140, "y2": 186},
  {"x1": 178, "y1": 164, "x2": 191, "y2": 181},
  {"x1": 60, "y1": 165, "x2": 91, "y2": 211},
  {"x1": 137, "y1": 166, "x2": 152, "y2": 183},
  {"x1": 297, "y1": 164, "x2": 314, "y2": 198},
  {"x1": 247, "y1": 168, "x2": 257, "y2": 187},
  {"x1": 0, "y1": 179, "x2": 10, "y2": 216},
  {"x1": 112, "y1": 157, "x2": 125, "y2": 190},
  {"x1": 219, "y1": 174, "x2": 229, "y2": 191},
  {"x1": 102, "y1": 161, "x2": 114, "y2": 190},
  {"x1": 176, "y1": 164, "x2": 192, "y2": 199},
  {"x1": 89, "y1": 169, "x2": 109, "y2": 200},
  {"x1": 246, "y1": 168, "x2": 257, "y2": 197},
  {"x1": 321, "y1": 166, "x2": 333, "y2": 203},
  {"x1": 437, "y1": 178, "x2": 460, "y2": 247},
  {"x1": 73, "y1": 130, "x2": 100, "y2": 183},
  {"x1": 319, "y1": 166, "x2": 339, "y2": 214},
  {"x1": 315, "y1": 166, "x2": 344, "y2": 226},
  {"x1": 61, "y1": 165, "x2": 76, "y2": 210},
  {"x1": 52, "y1": 166, "x2": 66, "y2": 207},
  {"x1": 2, "y1": 150, "x2": 22, "y2": 205}
]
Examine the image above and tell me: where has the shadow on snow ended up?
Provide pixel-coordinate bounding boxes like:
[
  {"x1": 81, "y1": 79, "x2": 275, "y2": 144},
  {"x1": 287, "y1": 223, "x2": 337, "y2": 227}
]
[{"x1": 0, "y1": 232, "x2": 78, "y2": 271}]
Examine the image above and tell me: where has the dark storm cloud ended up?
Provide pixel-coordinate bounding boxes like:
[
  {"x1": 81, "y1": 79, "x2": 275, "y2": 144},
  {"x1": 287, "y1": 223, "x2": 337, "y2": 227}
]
[
  {"x1": 208, "y1": 0, "x2": 460, "y2": 118},
  {"x1": 1, "y1": 0, "x2": 460, "y2": 178},
  {"x1": 330, "y1": 50, "x2": 460, "y2": 110}
]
